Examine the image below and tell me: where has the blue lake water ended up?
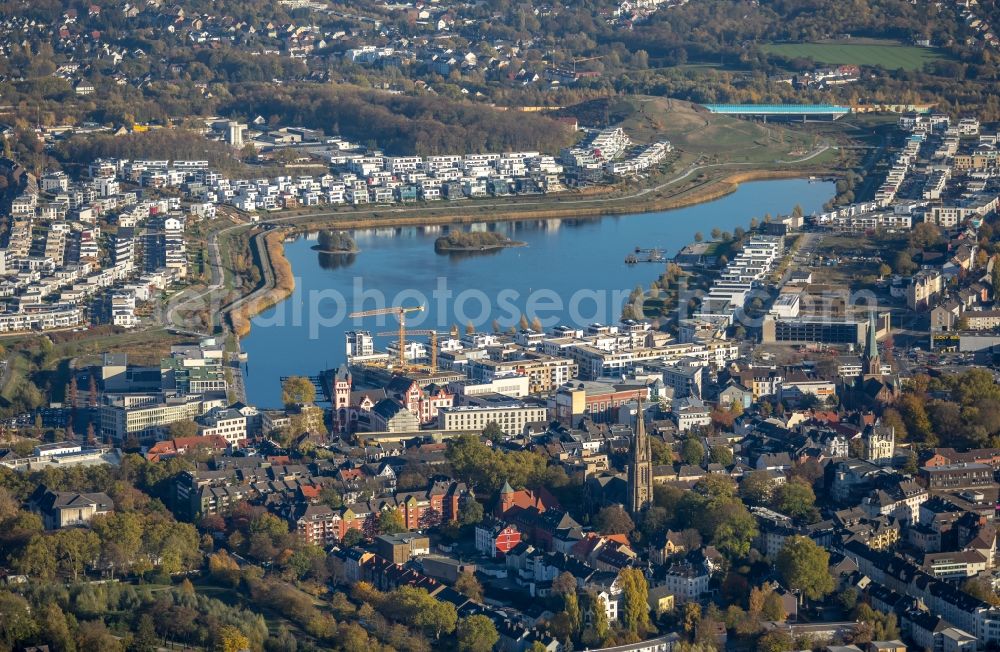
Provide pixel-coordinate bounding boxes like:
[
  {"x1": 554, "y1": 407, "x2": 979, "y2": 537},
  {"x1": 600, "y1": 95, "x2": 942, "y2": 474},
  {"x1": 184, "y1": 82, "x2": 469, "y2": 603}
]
[{"x1": 243, "y1": 179, "x2": 834, "y2": 406}]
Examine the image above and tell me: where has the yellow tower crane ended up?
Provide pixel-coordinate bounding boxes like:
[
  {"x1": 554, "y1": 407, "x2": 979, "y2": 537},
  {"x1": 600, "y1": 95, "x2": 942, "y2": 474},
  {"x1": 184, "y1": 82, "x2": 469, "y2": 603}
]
[
  {"x1": 348, "y1": 305, "x2": 425, "y2": 368},
  {"x1": 376, "y1": 329, "x2": 445, "y2": 372}
]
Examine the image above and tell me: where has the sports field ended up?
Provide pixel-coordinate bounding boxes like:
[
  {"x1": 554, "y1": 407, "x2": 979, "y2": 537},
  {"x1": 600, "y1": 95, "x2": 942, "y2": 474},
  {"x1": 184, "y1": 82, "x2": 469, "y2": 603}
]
[{"x1": 764, "y1": 40, "x2": 944, "y2": 70}]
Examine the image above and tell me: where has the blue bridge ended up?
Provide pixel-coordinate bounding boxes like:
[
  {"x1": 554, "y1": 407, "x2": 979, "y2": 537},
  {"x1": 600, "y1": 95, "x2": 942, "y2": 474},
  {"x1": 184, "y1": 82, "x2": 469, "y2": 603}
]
[{"x1": 701, "y1": 103, "x2": 851, "y2": 121}]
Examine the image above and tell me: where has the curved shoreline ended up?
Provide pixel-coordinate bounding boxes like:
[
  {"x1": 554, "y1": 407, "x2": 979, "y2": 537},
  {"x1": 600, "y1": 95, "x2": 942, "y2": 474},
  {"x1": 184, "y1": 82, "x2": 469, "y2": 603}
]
[
  {"x1": 229, "y1": 230, "x2": 297, "y2": 338},
  {"x1": 225, "y1": 169, "x2": 826, "y2": 336},
  {"x1": 274, "y1": 168, "x2": 816, "y2": 232}
]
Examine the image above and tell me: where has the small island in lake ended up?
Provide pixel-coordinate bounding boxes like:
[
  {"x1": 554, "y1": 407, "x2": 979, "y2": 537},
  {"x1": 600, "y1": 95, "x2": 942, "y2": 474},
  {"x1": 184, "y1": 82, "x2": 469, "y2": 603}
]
[
  {"x1": 434, "y1": 231, "x2": 526, "y2": 253},
  {"x1": 313, "y1": 230, "x2": 358, "y2": 253}
]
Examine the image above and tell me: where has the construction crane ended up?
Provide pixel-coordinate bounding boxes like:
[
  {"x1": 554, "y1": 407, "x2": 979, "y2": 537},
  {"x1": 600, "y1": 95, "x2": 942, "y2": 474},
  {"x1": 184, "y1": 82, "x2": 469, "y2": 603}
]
[
  {"x1": 377, "y1": 329, "x2": 444, "y2": 372},
  {"x1": 348, "y1": 305, "x2": 425, "y2": 368}
]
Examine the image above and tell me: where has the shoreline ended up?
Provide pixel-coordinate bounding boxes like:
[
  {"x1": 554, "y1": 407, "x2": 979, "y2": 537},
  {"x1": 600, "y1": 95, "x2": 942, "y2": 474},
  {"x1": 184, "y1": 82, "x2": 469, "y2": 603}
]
[
  {"x1": 229, "y1": 230, "x2": 297, "y2": 338},
  {"x1": 224, "y1": 168, "x2": 827, "y2": 336},
  {"x1": 266, "y1": 168, "x2": 819, "y2": 233}
]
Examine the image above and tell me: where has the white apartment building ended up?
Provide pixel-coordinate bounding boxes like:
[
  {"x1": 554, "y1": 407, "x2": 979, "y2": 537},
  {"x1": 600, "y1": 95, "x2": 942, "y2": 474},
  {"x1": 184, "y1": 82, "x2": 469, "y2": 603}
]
[{"x1": 437, "y1": 403, "x2": 547, "y2": 433}]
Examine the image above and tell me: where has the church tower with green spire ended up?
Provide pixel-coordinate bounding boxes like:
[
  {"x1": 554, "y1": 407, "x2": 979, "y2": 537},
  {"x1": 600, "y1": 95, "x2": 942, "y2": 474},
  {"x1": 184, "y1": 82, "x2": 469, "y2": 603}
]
[
  {"x1": 863, "y1": 312, "x2": 881, "y2": 378},
  {"x1": 627, "y1": 399, "x2": 653, "y2": 514}
]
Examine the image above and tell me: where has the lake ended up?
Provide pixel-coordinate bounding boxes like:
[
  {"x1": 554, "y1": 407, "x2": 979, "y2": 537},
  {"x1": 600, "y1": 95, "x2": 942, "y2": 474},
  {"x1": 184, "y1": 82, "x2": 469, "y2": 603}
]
[{"x1": 243, "y1": 179, "x2": 834, "y2": 406}]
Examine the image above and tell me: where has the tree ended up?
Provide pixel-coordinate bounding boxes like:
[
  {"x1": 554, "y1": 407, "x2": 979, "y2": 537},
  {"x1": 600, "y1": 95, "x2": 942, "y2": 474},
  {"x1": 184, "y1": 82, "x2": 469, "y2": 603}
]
[
  {"x1": 757, "y1": 630, "x2": 793, "y2": 652},
  {"x1": 909, "y1": 221, "x2": 942, "y2": 249},
  {"x1": 218, "y1": 625, "x2": 250, "y2": 652},
  {"x1": 775, "y1": 536, "x2": 834, "y2": 601},
  {"x1": 856, "y1": 604, "x2": 900, "y2": 643},
  {"x1": 586, "y1": 591, "x2": 609, "y2": 645},
  {"x1": 681, "y1": 438, "x2": 705, "y2": 466},
  {"x1": 168, "y1": 419, "x2": 199, "y2": 439},
  {"x1": 837, "y1": 587, "x2": 859, "y2": 612},
  {"x1": 740, "y1": 470, "x2": 775, "y2": 506},
  {"x1": 594, "y1": 505, "x2": 635, "y2": 535},
  {"x1": 282, "y1": 376, "x2": 316, "y2": 406},
  {"x1": 899, "y1": 393, "x2": 933, "y2": 442},
  {"x1": 762, "y1": 591, "x2": 786, "y2": 622},
  {"x1": 772, "y1": 478, "x2": 816, "y2": 521},
  {"x1": 694, "y1": 474, "x2": 735, "y2": 500},
  {"x1": 133, "y1": 614, "x2": 157, "y2": 652},
  {"x1": 0, "y1": 486, "x2": 17, "y2": 522},
  {"x1": 392, "y1": 586, "x2": 457, "y2": 639},
  {"x1": 552, "y1": 571, "x2": 577, "y2": 597},
  {"x1": 459, "y1": 498, "x2": 484, "y2": 526},
  {"x1": 892, "y1": 250, "x2": 917, "y2": 275},
  {"x1": 682, "y1": 602, "x2": 701, "y2": 635},
  {"x1": 457, "y1": 615, "x2": 499, "y2": 652},
  {"x1": 563, "y1": 590, "x2": 582, "y2": 638},
  {"x1": 377, "y1": 509, "x2": 406, "y2": 535},
  {"x1": 0, "y1": 592, "x2": 36, "y2": 649},
  {"x1": 705, "y1": 498, "x2": 758, "y2": 559},
  {"x1": 880, "y1": 408, "x2": 909, "y2": 443},
  {"x1": 342, "y1": 528, "x2": 363, "y2": 547},
  {"x1": 455, "y1": 571, "x2": 484, "y2": 601},
  {"x1": 39, "y1": 602, "x2": 75, "y2": 652},
  {"x1": 961, "y1": 577, "x2": 1000, "y2": 606},
  {"x1": 482, "y1": 421, "x2": 504, "y2": 441},
  {"x1": 709, "y1": 445, "x2": 733, "y2": 466},
  {"x1": 76, "y1": 620, "x2": 122, "y2": 652},
  {"x1": 619, "y1": 567, "x2": 651, "y2": 635},
  {"x1": 209, "y1": 550, "x2": 242, "y2": 587}
]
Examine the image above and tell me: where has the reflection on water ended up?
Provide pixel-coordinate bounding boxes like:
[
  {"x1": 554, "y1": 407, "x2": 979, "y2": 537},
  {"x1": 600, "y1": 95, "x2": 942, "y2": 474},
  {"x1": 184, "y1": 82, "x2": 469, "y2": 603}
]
[
  {"x1": 317, "y1": 252, "x2": 357, "y2": 270},
  {"x1": 434, "y1": 248, "x2": 506, "y2": 260}
]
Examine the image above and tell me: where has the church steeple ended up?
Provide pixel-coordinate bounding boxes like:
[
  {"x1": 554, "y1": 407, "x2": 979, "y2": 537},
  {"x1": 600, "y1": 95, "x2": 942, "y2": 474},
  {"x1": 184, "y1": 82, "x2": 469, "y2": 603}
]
[
  {"x1": 863, "y1": 312, "x2": 881, "y2": 377},
  {"x1": 627, "y1": 398, "x2": 653, "y2": 514}
]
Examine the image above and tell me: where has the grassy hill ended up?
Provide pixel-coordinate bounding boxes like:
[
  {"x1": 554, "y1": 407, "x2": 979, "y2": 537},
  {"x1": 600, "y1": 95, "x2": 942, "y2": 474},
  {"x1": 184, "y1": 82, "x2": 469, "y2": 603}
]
[{"x1": 563, "y1": 97, "x2": 825, "y2": 165}]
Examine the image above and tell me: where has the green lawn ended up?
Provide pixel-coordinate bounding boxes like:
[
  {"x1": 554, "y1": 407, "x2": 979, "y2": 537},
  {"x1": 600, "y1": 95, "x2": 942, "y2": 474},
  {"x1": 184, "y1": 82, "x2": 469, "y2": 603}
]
[{"x1": 764, "y1": 40, "x2": 945, "y2": 70}]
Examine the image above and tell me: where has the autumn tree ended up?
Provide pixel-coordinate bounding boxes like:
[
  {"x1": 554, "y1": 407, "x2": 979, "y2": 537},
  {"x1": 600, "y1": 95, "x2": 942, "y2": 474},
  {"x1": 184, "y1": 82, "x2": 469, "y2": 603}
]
[
  {"x1": 218, "y1": 625, "x2": 250, "y2": 652},
  {"x1": 585, "y1": 591, "x2": 609, "y2": 646},
  {"x1": 455, "y1": 571, "x2": 484, "y2": 601},
  {"x1": 282, "y1": 376, "x2": 316, "y2": 406},
  {"x1": 457, "y1": 614, "x2": 499, "y2": 652},
  {"x1": 168, "y1": 419, "x2": 199, "y2": 439},
  {"x1": 775, "y1": 536, "x2": 834, "y2": 602},
  {"x1": 619, "y1": 567, "x2": 652, "y2": 636},
  {"x1": 681, "y1": 438, "x2": 705, "y2": 466},
  {"x1": 772, "y1": 477, "x2": 817, "y2": 521},
  {"x1": 0, "y1": 592, "x2": 37, "y2": 649},
  {"x1": 740, "y1": 470, "x2": 775, "y2": 506},
  {"x1": 377, "y1": 509, "x2": 406, "y2": 535},
  {"x1": 594, "y1": 505, "x2": 635, "y2": 535},
  {"x1": 709, "y1": 445, "x2": 734, "y2": 466}
]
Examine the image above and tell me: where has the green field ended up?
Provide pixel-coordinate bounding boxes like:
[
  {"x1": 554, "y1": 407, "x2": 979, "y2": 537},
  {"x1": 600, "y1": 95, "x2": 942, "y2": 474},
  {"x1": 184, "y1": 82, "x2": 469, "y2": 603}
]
[{"x1": 764, "y1": 40, "x2": 944, "y2": 71}]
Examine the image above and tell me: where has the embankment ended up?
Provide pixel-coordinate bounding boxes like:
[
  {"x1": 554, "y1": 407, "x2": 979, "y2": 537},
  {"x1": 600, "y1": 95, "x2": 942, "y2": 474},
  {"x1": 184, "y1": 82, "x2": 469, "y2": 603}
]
[
  {"x1": 278, "y1": 168, "x2": 817, "y2": 233},
  {"x1": 228, "y1": 230, "x2": 296, "y2": 337}
]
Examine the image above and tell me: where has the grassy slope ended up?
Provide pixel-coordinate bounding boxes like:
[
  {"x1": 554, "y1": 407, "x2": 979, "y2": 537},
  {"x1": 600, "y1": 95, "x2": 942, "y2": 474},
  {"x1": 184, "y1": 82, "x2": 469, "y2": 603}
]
[
  {"x1": 763, "y1": 39, "x2": 945, "y2": 70},
  {"x1": 611, "y1": 97, "x2": 824, "y2": 164}
]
